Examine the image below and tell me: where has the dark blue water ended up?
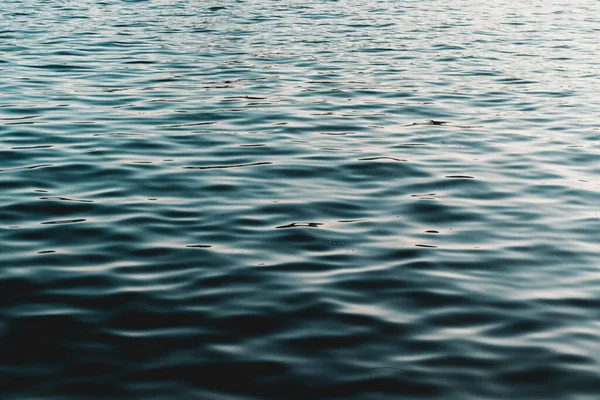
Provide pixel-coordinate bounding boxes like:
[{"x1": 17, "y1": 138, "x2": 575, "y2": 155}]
[{"x1": 2, "y1": 0, "x2": 600, "y2": 398}]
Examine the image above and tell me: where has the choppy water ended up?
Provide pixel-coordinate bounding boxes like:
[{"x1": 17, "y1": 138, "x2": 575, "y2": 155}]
[{"x1": 2, "y1": 0, "x2": 600, "y2": 398}]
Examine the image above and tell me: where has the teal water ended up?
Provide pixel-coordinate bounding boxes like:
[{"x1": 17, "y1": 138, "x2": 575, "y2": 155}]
[{"x1": 2, "y1": 0, "x2": 600, "y2": 399}]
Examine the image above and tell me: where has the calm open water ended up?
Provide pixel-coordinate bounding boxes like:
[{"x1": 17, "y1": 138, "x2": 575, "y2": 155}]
[{"x1": 1, "y1": 0, "x2": 600, "y2": 399}]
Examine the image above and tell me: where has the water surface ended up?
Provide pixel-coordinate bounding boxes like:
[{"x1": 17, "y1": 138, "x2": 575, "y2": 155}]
[{"x1": 2, "y1": 0, "x2": 600, "y2": 399}]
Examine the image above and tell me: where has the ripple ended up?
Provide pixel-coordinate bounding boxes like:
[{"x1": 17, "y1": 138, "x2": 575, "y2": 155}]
[
  {"x1": 276, "y1": 222, "x2": 324, "y2": 229},
  {"x1": 358, "y1": 157, "x2": 407, "y2": 162},
  {"x1": 39, "y1": 197, "x2": 94, "y2": 203},
  {"x1": 182, "y1": 162, "x2": 273, "y2": 170},
  {"x1": 10, "y1": 145, "x2": 54, "y2": 150},
  {"x1": 0, "y1": 164, "x2": 54, "y2": 172},
  {"x1": 40, "y1": 218, "x2": 87, "y2": 225}
]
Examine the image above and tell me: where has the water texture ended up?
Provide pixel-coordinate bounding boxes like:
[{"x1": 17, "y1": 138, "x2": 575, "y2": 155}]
[{"x1": 1, "y1": 0, "x2": 600, "y2": 398}]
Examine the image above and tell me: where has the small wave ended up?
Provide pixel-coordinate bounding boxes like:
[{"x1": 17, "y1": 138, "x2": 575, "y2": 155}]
[
  {"x1": 183, "y1": 162, "x2": 273, "y2": 170},
  {"x1": 10, "y1": 145, "x2": 54, "y2": 150},
  {"x1": 39, "y1": 197, "x2": 94, "y2": 203},
  {"x1": 358, "y1": 157, "x2": 407, "y2": 162},
  {"x1": 0, "y1": 164, "x2": 53, "y2": 172},
  {"x1": 276, "y1": 222, "x2": 324, "y2": 229},
  {"x1": 40, "y1": 218, "x2": 87, "y2": 225}
]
